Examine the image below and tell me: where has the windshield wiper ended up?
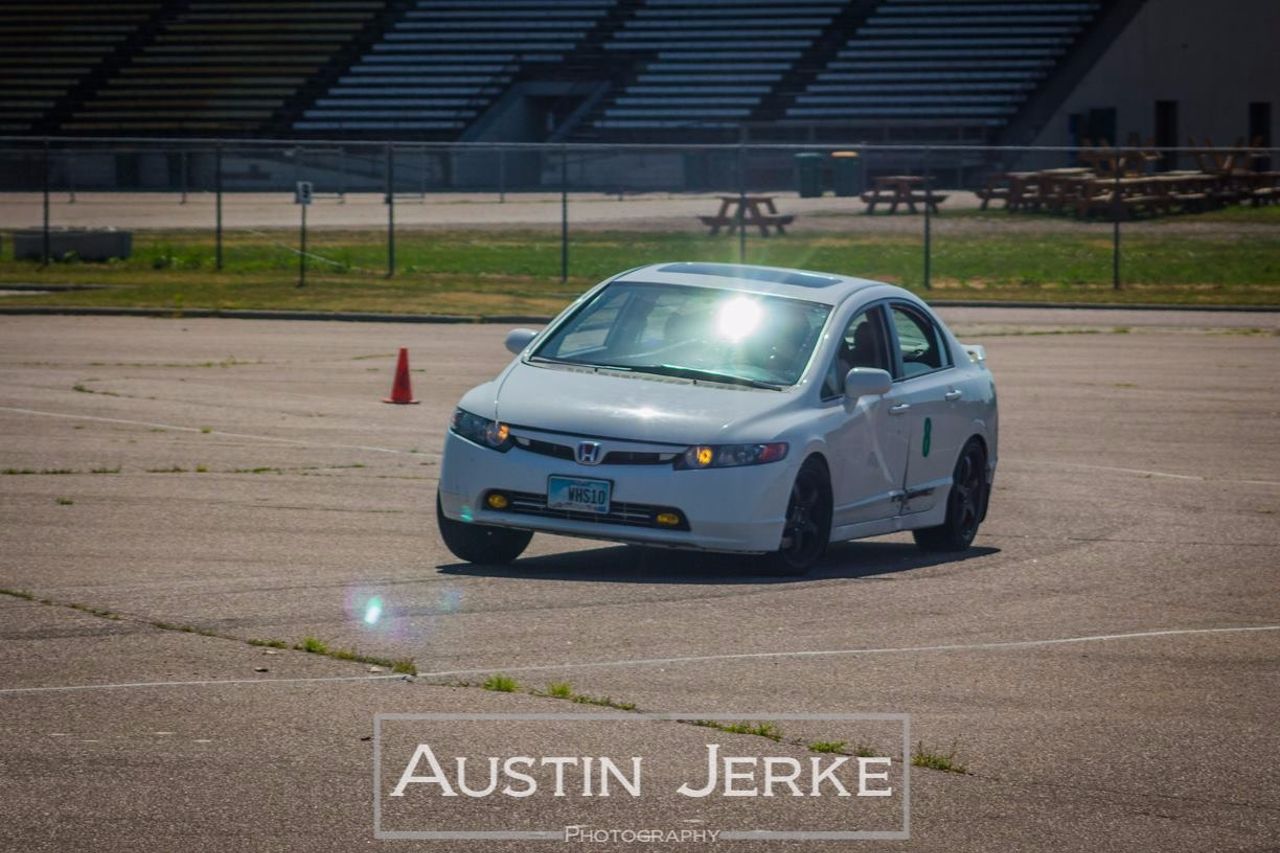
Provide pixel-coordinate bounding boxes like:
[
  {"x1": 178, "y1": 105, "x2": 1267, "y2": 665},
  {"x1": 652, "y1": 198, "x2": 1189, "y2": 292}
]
[
  {"x1": 632, "y1": 364, "x2": 782, "y2": 390},
  {"x1": 529, "y1": 356, "x2": 635, "y2": 374}
]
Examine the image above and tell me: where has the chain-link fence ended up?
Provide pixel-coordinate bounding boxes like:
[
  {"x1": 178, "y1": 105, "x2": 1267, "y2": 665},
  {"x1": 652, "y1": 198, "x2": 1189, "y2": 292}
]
[{"x1": 1, "y1": 137, "x2": 1276, "y2": 310}]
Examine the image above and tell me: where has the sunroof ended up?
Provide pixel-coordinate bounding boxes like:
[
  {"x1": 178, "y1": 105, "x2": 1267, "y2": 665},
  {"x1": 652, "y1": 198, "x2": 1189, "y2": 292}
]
[{"x1": 659, "y1": 263, "x2": 841, "y2": 289}]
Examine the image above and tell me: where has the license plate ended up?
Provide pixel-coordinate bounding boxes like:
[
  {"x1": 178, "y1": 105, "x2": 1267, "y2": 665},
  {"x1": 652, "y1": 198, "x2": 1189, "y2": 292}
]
[{"x1": 547, "y1": 476, "x2": 611, "y2": 514}]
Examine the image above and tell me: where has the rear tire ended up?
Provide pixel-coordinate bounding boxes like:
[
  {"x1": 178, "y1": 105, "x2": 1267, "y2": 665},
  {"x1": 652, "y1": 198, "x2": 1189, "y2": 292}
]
[
  {"x1": 436, "y1": 493, "x2": 532, "y2": 564},
  {"x1": 758, "y1": 458, "x2": 832, "y2": 576},
  {"x1": 913, "y1": 439, "x2": 987, "y2": 553}
]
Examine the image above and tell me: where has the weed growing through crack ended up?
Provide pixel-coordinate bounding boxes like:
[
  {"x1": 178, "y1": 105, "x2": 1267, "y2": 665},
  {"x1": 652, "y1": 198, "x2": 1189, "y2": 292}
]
[
  {"x1": 290, "y1": 636, "x2": 417, "y2": 675},
  {"x1": 572, "y1": 694, "x2": 637, "y2": 711},
  {"x1": 545, "y1": 681, "x2": 574, "y2": 699},
  {"x1": 911, "y1": 740, "x2": 968, "y2": 774},
  {"x1": 0, "y1": 592, "x2": 419, "y2": 677},
  {"x1": 390, "y1": 658, "x2": 416, "y2": 675},
  {"x1": 248, "y1": 638, "x2": 290, "y2": 649},
  {"x1": 807, "y1": 740, "x2": 846, "y2": 754},
  {"x1": 691, "y1": 720, "x2": 783, "y2": 742},
  {"x1": 66, "y1": 602, "x2": 121, "y2": 621},
  {"x1": 483, "y1": 674, "x2": 520, "y2": 693},
  {"x1": 807, "y1": 741, "x2": 882, "y2": 758}
]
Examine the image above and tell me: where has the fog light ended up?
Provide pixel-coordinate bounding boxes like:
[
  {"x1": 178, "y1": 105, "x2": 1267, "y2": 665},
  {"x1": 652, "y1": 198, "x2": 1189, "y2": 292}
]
[
  {"x1": 486, "y1": 492, "x2": 509, "y2": 510},
  {"x1": 655, "y1": 512, "x2": 681, "y2": 527}
]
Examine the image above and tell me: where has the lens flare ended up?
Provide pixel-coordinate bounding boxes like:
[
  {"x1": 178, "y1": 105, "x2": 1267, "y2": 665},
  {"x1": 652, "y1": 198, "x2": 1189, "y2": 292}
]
[
  {"x1": 715, "y1": 296, "x2": 762, "y2": 342},
  {"x1": 363, "y1": 597, "x2": 383, "y2": 625}
]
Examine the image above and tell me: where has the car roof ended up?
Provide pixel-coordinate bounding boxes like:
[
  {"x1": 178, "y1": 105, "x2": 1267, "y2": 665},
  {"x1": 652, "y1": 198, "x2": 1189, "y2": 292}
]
[{"x1": 612, "y1": 262, "x2": 891, "y2": 306}]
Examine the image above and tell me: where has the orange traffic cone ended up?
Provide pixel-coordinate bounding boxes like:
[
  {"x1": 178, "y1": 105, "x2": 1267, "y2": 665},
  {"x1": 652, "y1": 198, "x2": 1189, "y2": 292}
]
[{"x1": 382, "y1": 347, "x2": 419, "y2": 404}]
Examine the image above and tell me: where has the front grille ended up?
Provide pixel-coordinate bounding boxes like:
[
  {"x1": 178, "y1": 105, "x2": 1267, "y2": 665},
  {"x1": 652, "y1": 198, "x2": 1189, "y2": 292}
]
[
  {"x1": 502, "y1": 490, "x2": 689, "y2": 531},
  {"x1": 515, "y1": 437, "x2": 575, "y2": 461},
  {"x1": 603, "y1": 450, "x2": 677, "y2": 465},
  {"x1": 513, "y1": 436, "x2": 677, "y2": 466}
]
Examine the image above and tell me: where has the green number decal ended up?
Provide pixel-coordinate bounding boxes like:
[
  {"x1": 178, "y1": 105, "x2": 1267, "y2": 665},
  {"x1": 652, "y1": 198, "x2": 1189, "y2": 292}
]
[{"x1": 922, "y1": 417, "x2": 932, "y2": 458}]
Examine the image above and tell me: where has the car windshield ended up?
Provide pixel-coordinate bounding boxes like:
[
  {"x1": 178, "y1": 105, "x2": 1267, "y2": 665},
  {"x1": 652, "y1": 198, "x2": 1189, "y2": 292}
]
[{"x1": 531, "y1": 281, "x2": 832, "y2": 388}]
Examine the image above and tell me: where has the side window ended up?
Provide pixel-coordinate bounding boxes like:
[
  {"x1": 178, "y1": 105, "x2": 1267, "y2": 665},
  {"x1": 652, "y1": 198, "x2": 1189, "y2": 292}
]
[
  {"x1": 890, "y1": 304, "x2": 948, "y2": 378},
  {"x1": 821, "y1": 306, "x2": 891, "y2": 398}
]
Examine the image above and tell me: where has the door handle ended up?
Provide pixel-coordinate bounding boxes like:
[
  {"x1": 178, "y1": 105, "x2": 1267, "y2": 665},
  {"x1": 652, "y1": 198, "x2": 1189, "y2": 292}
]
[
  {"x1": 944, "y1": 390, "x2": 963, "y2": 401},
  {"x1": 888, "y1": 403, "x2": 911, "y2": 415}
]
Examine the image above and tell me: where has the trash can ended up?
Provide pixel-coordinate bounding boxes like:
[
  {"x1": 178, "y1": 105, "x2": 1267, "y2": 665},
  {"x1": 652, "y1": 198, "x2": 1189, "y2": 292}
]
[
  {"x1": 794, "y1": 152, "x2": 824, "y2": 198},
  {"x1": 831, "y1": 150, "x2": 861, "y2": 197}
]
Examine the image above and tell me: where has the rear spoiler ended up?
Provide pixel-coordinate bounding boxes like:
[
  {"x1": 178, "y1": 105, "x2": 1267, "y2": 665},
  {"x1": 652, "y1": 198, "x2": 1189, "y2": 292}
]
[{"x1": 961, "y1": 343, "x2": 987, "y2": 366}]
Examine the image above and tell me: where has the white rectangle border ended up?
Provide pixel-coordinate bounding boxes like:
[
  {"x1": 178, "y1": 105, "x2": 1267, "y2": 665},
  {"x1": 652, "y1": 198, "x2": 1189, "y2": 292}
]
[{"x1": 373, "y1": 712, "x2": 910, "y2": 841}]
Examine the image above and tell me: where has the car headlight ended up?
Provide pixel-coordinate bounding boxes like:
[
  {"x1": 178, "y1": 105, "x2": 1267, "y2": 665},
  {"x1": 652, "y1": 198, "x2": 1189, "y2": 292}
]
[
  {"x1": 450, "y1": 408, "x2": 513, "y2": 452},
  {"x1": 674, "y1": 442, "x2": 788, "y2": 470}
]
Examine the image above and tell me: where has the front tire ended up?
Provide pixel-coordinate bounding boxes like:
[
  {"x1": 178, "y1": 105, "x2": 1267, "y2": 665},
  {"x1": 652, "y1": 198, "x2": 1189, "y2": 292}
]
[
  {"x1": 436, "y1": 493, "x2": 532, "y2": 564},
  {"x1": 913, "y1": 439, "x2": 987, "y2": 553},
  {"x1": 759, "y1": 458, "x2": 832, "y2": 576}
]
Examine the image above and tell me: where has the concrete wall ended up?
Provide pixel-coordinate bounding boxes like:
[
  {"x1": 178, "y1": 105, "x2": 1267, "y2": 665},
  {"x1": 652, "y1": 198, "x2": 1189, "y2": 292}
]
[{"x1": 1032, "y1": 0, "x2": 1280, "y2": 151}]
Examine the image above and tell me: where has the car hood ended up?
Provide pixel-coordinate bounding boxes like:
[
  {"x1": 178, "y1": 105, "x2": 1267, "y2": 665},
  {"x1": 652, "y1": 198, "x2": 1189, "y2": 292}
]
[{"x1": 470, "y1": 361, "x2": 798, "y2": 445}]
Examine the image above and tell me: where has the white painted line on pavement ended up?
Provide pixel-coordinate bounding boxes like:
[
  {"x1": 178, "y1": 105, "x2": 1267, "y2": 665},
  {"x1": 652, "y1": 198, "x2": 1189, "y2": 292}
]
[
  {"x1": 0, "y1": 405, "x2": 436, "y2": 458},
  {"x1": 413, "y1": 624, "x2": 1280, "y2": 679},
  {"x1": 0, "y1": 673, "x2": 405, "y2": 696},
  {"x1": 1017, "y1": 458, "x2": 1280, "y2": 486},
  {"x1": 2, "y1": 625, "x2": 1276, "y2": 696}
]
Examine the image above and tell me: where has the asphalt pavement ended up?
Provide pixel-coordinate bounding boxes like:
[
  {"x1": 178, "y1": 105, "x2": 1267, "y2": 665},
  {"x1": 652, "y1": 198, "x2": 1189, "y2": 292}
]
[{"x1": 1, "y1": 312, "x2": 1277, "y2": 851}]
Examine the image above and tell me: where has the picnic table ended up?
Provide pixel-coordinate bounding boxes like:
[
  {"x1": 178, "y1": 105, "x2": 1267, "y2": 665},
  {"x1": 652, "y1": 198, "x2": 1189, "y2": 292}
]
[
  {"x1": 979, "y1": 171, "x2": 1043, "y2": 212},
  {"x1": 699, "y1": 195, "x2": 794, "y2": 236},
  {"x1": 860, "y1": 175, "x2": 947, "y2": 214},
  {"x1": 1074, "y1": 173, "x2": 1233, "y2": 219},
  {"x1": 979, "y1": 156, "x2": 1273, "y2": 218},
  {"x1": 1036, "y1": 168, "x2": 1095, "y2": 214}
]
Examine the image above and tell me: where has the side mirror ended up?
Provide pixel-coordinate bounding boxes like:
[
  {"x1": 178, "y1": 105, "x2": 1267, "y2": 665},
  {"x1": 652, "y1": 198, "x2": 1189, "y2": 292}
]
[
  {"x1": 844, "y1": 367, "x2": 892, "y2": 401},
  {"x1": 504, "y1": 328, "x2": 538, "y2": 355}
]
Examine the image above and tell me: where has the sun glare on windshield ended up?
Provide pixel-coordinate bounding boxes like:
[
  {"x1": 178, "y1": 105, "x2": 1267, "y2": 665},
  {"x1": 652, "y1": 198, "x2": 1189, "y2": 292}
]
[
  {"x1": 533, "y1": 282, "x2": 831, "y2": 387},
  {"x1": 714, "y1": 296, "x2": 763, "y2": 342}
]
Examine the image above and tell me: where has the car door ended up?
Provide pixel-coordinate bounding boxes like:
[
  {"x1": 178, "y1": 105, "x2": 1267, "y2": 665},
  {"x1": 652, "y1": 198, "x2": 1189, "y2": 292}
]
[
  {"x1": 821, "y1": 305, "x2": 912, "y2": 527},
  {"x1": 886, "y1": 302, "x2": 957, "y2": 517}
]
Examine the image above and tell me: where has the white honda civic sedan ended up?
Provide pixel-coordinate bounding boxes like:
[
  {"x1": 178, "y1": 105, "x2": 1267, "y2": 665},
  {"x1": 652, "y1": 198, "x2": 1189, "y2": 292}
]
[{"x1": 437, "y1": 262, "x2": 997, "y2": 574}]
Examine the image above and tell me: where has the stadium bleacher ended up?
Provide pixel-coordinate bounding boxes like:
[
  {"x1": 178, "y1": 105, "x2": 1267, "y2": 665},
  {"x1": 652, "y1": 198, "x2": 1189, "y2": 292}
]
[
  {"x1": 0, "y1": 2, "x2": 165, "y2": 133},
  {"x1": 294, "y1": 0, "x2": 615, "y2": 133},
  {"x1": 3, "y1": 0, "x2": 1113, "y2": 142},
  {"x1": 593, "y1": 0, "x2": 845, "y2": 131},
  {"x1": 786, "y1": 0, "x2": 1101, "y2": 128},
  {"x1": 62, "y1": 0, "x2": 383, "y2": 133}
]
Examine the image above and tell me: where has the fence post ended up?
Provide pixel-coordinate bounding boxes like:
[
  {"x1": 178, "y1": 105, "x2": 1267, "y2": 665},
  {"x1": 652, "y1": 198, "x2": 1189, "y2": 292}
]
[
  {"x1": 386, "y1": 142, "x2": 396, "y2": 278},
  {"x1": 180, "y1": 148, "x2": 188, "y2": 204},
  {"x1": 560, "y1": 145, "x2": 569, "y2": 284},
  {"x1": 736, "y1": 141, "x2": 746, "y2": 264},
  {"x1": 420, "y1": 145, "x2": 428, "y2": 202},
  {"x1": 41, "y1": 138, "x2": 50, "y2": 267},
  {"x1": 498, "y1": 147, "x2": 506, "y2": 203},
  {"x1": 337, "y1": 146, "x2": 346, "y2": 203},
  {"x1": 215, "y1": 144, "x2": 223, "y2": 271},
  {"x1": 923, "y1": 147, "x2": 932, "y2": 291},
  {"x1": 1112, "y1": 163, "x2": 1121, "y2": 290},
  {"x1": 67, "y1": 148, "x2": 75, "y2": 204},
  {"x1": 298, "y1": 198, "x2": 307, "y2": 289}
]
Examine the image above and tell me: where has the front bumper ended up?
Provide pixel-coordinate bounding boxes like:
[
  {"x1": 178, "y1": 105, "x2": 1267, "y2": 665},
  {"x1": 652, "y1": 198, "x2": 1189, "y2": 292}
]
[{"x1": 438, "y1": 430, "x2": 794, "y2": 553}]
